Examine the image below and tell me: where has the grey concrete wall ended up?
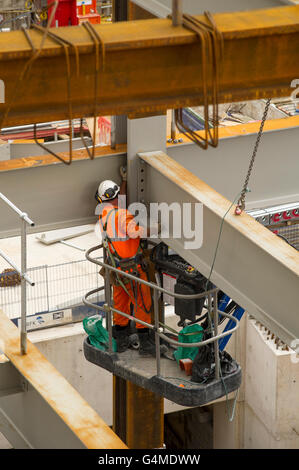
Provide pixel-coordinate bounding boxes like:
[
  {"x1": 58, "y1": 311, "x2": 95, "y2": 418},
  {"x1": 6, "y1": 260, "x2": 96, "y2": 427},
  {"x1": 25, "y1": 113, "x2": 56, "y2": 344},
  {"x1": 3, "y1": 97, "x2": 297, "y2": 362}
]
[
  {"x1": 132, "y1": 0, "x2": 287, "y2": 17},
  {"x1": 0, "y1": 152, "x2": 125, "y2": 238},
  {"x1": 167, "y1": 126, "x2": 299, "y2": 210},
  {"x1": 10, "y1": 138, "x2": 93, "y2": 159},
  {"x1": 1, "y1": 119, "x2": 298, "y2": 238}
]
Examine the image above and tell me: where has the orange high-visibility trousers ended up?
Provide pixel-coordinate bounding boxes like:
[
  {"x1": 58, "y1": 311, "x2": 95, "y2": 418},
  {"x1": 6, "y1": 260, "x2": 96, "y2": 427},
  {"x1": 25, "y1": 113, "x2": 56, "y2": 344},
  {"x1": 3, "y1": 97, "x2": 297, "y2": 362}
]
[{"x1": 113, "y1": 266, "x2": 152, "y2": 329}]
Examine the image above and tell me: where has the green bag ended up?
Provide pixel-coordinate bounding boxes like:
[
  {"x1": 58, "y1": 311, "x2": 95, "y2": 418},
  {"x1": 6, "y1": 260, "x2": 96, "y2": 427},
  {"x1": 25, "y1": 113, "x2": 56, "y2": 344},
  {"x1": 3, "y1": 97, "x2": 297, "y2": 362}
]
[
  {"x1": 173, "y1": 324, "x2": 204, "y2": 364},
  {"x1": 83, "y1": 315, "x2": 117, "y2": 352}
]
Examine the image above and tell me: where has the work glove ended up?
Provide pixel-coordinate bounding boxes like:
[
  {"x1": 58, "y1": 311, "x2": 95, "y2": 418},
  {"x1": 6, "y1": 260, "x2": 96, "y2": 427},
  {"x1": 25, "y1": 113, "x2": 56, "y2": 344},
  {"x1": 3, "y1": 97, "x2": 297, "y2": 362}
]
[{"x1": 120, "y1": 165, "x2": 127, "y2": 181}]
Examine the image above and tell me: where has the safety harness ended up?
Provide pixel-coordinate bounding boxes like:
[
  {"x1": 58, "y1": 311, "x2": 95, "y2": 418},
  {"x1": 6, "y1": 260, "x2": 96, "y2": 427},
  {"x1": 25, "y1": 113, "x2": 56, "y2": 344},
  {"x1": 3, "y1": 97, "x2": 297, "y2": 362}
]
[
  {"x1": 99, "y1": 207, "x2": 142, "y2": 271},
  {"x1": 99, "y1": 206, "x2": 152, "y2": 316}
]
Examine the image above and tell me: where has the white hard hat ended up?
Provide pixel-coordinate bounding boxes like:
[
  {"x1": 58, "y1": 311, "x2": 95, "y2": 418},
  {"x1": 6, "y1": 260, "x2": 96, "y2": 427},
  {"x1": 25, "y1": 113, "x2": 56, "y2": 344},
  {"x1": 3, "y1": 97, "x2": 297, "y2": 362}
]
[{"x1": 95, "y1": 180, "x2": 120, "y2": 203}]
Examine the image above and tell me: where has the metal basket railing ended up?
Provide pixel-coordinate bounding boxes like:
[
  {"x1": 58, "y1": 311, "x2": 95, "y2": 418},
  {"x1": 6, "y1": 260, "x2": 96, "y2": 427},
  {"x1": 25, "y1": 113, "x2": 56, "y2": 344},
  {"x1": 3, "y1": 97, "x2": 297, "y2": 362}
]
[{"x1": 83, "y1": 244, "x2": 240, "y2": 379}]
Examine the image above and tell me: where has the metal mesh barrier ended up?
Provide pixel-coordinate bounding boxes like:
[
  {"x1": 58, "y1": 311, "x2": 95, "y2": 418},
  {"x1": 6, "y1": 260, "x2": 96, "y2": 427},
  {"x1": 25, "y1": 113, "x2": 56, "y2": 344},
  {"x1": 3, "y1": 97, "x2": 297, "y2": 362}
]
[
  {"x1": 0, "y1": 258, "x2": 102, "y2": 319},
  {"x1": 269, "y1": 223, "x2": 299, "y2": 250}
]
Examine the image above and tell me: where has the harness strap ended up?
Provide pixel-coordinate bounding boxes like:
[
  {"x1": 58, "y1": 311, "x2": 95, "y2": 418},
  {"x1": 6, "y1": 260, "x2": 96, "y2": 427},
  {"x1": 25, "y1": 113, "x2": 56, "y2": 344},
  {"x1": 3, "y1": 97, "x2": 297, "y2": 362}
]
[{"x1": 100, "y1": 207, "x2": 141, "y2": 260}]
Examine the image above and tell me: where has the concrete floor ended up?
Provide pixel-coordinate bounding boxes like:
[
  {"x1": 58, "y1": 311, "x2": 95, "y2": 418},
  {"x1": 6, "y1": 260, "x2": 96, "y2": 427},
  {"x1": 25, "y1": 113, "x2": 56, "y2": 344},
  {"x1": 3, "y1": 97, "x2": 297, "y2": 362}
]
[{"x1": 0, "y1": 225, "x2": 100, "y2": 271}]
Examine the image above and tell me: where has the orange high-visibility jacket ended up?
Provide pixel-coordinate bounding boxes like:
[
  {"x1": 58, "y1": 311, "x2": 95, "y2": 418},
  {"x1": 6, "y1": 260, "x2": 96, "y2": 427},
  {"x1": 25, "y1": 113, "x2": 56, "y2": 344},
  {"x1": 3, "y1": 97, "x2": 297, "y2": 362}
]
[{"x1": 99, "y1": 206, "x2": 145, "y2": 259}]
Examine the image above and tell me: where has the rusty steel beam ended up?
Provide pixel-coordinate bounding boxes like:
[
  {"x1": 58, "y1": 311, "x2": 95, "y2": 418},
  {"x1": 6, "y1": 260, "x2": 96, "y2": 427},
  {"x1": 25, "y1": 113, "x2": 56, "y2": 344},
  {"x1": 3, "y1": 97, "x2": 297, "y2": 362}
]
[
  {"x1": 0, "y1": 6, "x2": 299, "y2": 127},
  {"x1": 0, "y1": 310, "x2": 127, "y2": 449}
]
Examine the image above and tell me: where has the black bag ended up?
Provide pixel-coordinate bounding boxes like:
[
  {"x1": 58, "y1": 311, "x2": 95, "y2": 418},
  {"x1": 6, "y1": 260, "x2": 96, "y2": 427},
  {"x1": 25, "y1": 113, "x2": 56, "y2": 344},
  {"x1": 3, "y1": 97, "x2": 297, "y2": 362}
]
[{"x1": 191, "y1": 344, "x2": 238, "y2": 384}]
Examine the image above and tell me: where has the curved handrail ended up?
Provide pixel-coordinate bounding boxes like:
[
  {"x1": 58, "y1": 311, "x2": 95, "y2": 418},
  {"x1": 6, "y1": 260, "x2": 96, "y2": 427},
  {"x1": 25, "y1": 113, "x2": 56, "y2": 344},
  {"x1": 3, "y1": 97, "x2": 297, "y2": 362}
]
[
  {"x1": 83, "y1": 285, "x2": 239, "y2": 349},
  {"x1": 86, "y1": 244, "x2": 218, "y2": 300},
  {"x1": 83, "y1": 244, "x2": 240, "y2": 351}
]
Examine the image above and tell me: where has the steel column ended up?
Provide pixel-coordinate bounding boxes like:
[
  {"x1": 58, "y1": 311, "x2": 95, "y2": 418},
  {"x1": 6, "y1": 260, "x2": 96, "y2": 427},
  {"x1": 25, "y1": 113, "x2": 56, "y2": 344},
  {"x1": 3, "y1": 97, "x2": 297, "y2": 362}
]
[
  {"x1": 127, "y1": 114, "x2": 166, "y2": 204},
  {"x1": 111, "y1": 0, "x2": 128, "y2": 149},
  {"x1": 20, "y1": 218, "x2": 27, "y2": 355},
  {"x1": 113, "y1": 377, "x2": 164, "y2": 449},
  {"x1": 113, "y1": 0, "x2": 129, "y2": 22},
  {"x1": 112, "y1": 112, "x2": 166, "y2": 449}
]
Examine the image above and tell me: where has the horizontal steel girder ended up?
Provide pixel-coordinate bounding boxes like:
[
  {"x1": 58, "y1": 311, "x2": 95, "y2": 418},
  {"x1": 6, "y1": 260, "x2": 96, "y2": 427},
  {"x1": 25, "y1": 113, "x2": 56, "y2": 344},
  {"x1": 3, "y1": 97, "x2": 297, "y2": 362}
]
[
  {"x1": 0, "y1": 310, "x2": 127, "y2": 449},
  {"x1": 138, "y1": 150, "x2": 299, "y2": 347},
  {"x1": 0, "y1": 6, "x2": 299, "y2": 126}
]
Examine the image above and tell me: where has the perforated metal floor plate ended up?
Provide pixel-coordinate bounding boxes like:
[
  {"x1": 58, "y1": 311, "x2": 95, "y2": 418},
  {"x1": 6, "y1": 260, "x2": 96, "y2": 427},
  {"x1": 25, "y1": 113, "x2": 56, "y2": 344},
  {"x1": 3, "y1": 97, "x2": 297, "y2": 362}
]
[{"x1": 83, "y1": 338, "x2": 242, "y2": 407}]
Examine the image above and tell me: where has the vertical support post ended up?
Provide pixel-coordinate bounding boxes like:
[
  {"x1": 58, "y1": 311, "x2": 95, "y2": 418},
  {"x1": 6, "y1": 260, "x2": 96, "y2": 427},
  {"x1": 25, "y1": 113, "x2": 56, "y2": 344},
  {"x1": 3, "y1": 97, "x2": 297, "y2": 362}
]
[
  {"x1": 127, "y1": 115, "x2": 166, "y2": 204},
  {"x1": 110, "y1": 116, "x2": 116, "y2": 149},
  {"x1": 153, "y1": 289, "x2": 161, "y2": 376},
  {"x1": 171, "y1": 109, "x2": 176, "y2": 141},
  {"x1": 207, "y1": 292, "x2": 212, "y2": 332},
  {"x1": 103, "y1": 246, "x2": 113, "y2": 353},
  {"x1": 45, "y1": 265, "x2": 50, "y2": 313},
  {"x1": 71, "y1": 120, "x2": 74, "y2": 140},
  {"x1": 172, "y1": 0, "x2": 182, "y2": 26},
  {"x1": 111, "y1": 0, "x2": 128, "y2": 150},
  {"x1": 214, "y1": 290, "x2": 220, "y2": 380},
  {"x1": 126, "y1": 381, "x2": 164, "y2": 449},
  {"x1": 112, "y1": 0, "x2": 128, "y2": 22},
  {"x1": 113, "y1": 377, "x2": 164, "y2": 449},
  {"x1": 112, "y1": 111, "x2": 166, "y2": 449},
  {"x1": 20, "y1": 218, "x2": 27, "y2": 355},
  {"x1": 113, "y1": 376, "x2": 127, "y2": 443}
]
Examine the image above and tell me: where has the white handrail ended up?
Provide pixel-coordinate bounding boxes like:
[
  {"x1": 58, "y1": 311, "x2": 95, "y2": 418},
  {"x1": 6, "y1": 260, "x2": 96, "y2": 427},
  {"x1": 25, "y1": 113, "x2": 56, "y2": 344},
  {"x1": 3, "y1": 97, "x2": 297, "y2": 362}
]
[{"x1": 0, "y1": 192, "x2": 35, "y2": 355}]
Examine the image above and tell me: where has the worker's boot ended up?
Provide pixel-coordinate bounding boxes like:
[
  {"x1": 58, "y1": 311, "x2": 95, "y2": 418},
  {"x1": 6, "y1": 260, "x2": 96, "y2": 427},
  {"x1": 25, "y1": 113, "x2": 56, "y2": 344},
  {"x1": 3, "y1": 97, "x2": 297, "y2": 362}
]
[
  {"x1": 137, "y1": 328, "x2": 168, "y2": 357},
  {"x1": 113, "y1": 324, "x2": 131, "y2": 353}
]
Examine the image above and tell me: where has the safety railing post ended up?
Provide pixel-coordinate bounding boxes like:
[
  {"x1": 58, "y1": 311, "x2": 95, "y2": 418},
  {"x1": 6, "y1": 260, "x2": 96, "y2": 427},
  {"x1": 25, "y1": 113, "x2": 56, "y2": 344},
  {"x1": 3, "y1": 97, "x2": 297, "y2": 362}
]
[
  {"x1": 20, "y1": 217, "x2": 27, "y2": 355},
  {"x1": 103, "y1": 247, "x2": 113, "y2": 353},
  {"x1": 0, "y1": 193, "x2": 35, "y2": 356},
  {"x1": 214, "y1": 290, "x2": 220, "y2": 380},
  {"x1": 153, "y1": 289, "x2": 161, "y2": 377},
  {"x1": 171, "y1": 109, "x2": 176, "y2": 142},
  {"x1": 45, "y1": 265, "x2": 50, "y2": 313}
]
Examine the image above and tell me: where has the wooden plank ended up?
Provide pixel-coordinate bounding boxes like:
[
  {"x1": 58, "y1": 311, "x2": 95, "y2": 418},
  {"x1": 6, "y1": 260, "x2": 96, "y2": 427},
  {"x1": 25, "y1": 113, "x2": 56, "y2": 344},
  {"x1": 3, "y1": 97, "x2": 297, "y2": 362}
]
[
  {"x1": 0, "y1": 309, "x2": 127, "y2": 449},
  {"x1": 0, "y1": 143, "x2": 126, "y2": 173}
]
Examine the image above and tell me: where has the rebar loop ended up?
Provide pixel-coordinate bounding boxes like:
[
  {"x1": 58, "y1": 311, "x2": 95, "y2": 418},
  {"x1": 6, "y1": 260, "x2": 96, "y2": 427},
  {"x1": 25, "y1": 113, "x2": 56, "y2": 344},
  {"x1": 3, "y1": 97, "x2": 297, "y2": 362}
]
[
  {"x1": 80, "y1": 20, "x2": 106, "y2": 160},
  {"x1": 174, "y1": 12, "x2": 223, "y2": 149},
  {"x1": 0, "y1": 4, "x2": 106, "y2": 165},
  {"x1": 0, "y1": 1, "x2": 59, "y2": 133},
  {"x1": 31, "y1": 24, "x2": 80, "y2": 165}
]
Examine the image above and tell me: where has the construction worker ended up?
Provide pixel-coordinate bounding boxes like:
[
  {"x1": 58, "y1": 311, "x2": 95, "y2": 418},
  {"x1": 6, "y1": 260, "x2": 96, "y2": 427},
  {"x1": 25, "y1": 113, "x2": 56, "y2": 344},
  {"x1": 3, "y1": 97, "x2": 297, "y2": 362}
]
[{"x1": 96, "y1": 166, "x2": 167, "y2": 357}]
